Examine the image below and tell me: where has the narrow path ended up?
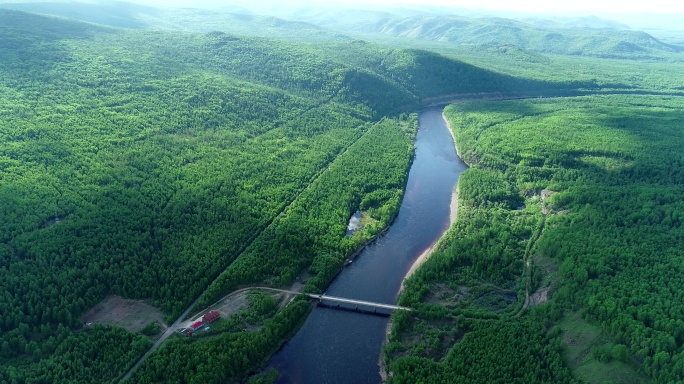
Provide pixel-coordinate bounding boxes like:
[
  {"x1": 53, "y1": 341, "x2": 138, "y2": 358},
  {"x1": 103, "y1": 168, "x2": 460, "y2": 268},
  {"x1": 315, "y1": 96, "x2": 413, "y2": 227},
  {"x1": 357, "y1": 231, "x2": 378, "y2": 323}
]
[
  {"x1": 119, "y1": 295, "x2": 202, "y2": 382},
  {"x1": 514, "y1": 212, "x2": 547, "y2": 318},
  {"x1": 118, "y1": 285, "x2": 289, "y2": 382}
]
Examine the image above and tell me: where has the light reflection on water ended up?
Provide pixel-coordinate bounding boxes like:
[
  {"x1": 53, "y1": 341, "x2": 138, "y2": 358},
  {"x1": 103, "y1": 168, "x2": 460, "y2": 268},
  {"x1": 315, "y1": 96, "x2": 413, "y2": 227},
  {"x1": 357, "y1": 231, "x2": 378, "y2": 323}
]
[{"x1": 346, "y1": 210, "x2": 362, "y2": 236}]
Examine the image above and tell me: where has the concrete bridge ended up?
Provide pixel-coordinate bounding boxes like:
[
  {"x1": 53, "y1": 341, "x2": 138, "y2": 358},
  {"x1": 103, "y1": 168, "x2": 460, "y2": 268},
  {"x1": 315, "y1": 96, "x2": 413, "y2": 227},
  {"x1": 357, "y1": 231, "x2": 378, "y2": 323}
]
[
  {"x1": 255, "y1": 287, "x2": 411, "y2": 314},
  {"x1": 307, "y1": 293, "x2": 411, "y2": 312}
]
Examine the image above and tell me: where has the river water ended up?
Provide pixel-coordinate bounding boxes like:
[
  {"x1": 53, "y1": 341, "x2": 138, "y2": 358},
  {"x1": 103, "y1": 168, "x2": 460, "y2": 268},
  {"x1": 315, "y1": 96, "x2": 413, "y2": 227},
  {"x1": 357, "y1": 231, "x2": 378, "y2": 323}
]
[{"x1": 267, "y1": 108, "x2": 467, "y2": 384}]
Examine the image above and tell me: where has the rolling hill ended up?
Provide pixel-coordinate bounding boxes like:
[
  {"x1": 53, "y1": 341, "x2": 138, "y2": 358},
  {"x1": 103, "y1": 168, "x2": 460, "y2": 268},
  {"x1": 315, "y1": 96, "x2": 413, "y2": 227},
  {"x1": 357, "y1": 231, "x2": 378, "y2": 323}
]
[{"x1": 286, "y1": 10, "x2": 683, "y2": 59}]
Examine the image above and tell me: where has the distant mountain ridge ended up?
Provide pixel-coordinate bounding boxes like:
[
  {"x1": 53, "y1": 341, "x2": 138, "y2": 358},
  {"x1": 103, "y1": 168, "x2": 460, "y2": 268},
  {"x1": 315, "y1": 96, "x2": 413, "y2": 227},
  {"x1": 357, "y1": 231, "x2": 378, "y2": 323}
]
[
  {"x1": 0, "y1": 0, "x2": 348, "y2": 41},
  {"x1": 280, "y1": 10, "x2": 682, "y2": 59},
  {"x1": 2, "y1": 1, "x2": 680, "y2": 59},
  {"x1": 520, "y1": 15, "x2": 631, "y2": 30}
]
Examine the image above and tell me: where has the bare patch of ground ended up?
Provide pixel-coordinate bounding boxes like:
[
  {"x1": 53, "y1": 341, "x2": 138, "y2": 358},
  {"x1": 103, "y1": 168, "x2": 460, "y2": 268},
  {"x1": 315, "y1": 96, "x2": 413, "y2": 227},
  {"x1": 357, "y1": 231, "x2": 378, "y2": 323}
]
[
  {"x1": 529, "y1": 287, "x2": 550, "y2": 306},
  {"x1": 528, "y1": 252, "x2": 558, "y2": 308},
  {"x1": 183, "y1": 286, "x2": 296, "y2": 329},
  {"x1": 540, "y1": 189, "x2": 556, "y2": 200},
  {"x1": 81, "y1": 295, "x2": 166, "y2": 333},
  {"x1": 359, "y1": 211, "x2": 379, "y2": 228},
  {"x1": 540, "y1": 189, "x2": 556, "y2": 215},
  {"x1": 347, "y1": 211, "x2": 380, "y2": 236},
  {"x1": 206, "y1": 291, "x2": 251, "y2": 320},
  {"x1": 449, "y1": 184, "x2": 460, "y2": 226},
  {"x1": 289, "y1": 269, "x2": 310, "y2": 288}
]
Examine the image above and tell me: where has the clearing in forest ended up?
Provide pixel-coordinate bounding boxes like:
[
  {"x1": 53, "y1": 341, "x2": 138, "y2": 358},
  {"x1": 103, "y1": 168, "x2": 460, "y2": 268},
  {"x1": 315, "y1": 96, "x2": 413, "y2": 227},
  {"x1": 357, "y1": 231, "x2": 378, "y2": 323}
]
[
  {"x1": 558, "y1": 311, "x2": 649, "y2": 384},
  {"x1": 81, "y1": 295, "x2": 167, "y2": 333}
]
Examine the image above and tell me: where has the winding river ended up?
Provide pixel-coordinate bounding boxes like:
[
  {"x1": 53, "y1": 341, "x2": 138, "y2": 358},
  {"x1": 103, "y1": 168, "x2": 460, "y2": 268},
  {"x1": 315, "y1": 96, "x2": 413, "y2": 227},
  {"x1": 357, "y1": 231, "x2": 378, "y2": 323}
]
[{"x1": 267, "y1": 108, "x2": 467, "y2": 383}]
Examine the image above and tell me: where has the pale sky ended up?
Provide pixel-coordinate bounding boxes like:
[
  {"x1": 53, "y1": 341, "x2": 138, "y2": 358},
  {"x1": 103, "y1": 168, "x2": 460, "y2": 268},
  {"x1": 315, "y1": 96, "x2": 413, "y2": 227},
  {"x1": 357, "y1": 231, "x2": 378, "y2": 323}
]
[
  {"x1": 131, "y1": 0, "x2": 684, "y2": 14},
  {"x1": 310, "y1": 0, "x2": 684, "y2": 14}
]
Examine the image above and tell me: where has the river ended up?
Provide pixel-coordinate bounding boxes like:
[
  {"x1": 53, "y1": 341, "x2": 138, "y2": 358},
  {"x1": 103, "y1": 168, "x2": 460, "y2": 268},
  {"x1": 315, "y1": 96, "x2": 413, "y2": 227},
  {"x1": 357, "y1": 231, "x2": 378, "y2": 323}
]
[{"x1": 266, "y1": 107, "x2": 467, "y2": 383}]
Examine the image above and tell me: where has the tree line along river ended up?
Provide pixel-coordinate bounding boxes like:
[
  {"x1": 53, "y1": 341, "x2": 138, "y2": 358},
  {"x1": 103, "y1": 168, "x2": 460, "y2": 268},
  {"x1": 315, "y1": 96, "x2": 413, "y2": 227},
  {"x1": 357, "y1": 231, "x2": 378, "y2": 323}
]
[{"x1": 267, "y1": 107, "x2": 468, "y2": 383}]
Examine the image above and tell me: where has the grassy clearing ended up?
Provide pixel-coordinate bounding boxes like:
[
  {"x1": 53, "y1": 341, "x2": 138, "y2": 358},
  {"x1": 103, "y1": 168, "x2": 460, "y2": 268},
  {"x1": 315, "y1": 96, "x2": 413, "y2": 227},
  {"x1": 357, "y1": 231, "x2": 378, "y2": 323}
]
[
  {"x1": 358, "y1": 211, "x2": 379, "y2": 227},
  {"x1": 558, "y1": 311, "x2": 649, "y2": 384}
]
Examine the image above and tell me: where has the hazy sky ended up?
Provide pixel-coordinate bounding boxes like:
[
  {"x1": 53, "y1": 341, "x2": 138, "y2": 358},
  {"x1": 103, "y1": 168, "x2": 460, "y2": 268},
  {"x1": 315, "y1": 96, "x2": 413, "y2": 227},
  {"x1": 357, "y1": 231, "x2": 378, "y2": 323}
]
[
  {"x1": 132, "y1": 0, "x2": 684, "y2": 14},
  {"x1": 339, "y1": 0, "x2": 684, "y2": 13}
]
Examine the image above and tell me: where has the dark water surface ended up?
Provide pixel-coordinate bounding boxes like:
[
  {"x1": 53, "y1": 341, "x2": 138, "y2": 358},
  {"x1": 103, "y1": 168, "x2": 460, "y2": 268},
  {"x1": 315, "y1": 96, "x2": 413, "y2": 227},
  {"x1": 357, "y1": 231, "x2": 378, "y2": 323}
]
[{"x1": 267, "y1": 108, "x2": 467, "y2": 384}]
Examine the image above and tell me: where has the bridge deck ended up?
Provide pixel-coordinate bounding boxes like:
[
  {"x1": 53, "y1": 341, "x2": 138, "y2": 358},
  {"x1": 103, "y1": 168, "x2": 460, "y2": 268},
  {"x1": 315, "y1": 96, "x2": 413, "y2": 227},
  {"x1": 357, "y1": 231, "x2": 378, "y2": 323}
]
[
  {"x1": 253, "y1": 287, "x2": 412, "y2": 312},
  {"x1": 308, "y1": 294, "x2": 411, "y2": 312}
]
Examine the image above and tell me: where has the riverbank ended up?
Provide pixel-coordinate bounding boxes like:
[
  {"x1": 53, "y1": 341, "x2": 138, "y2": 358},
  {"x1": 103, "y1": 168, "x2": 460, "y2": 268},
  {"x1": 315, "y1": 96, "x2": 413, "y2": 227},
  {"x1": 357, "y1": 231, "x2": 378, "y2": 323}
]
[
  {"x1": 380, "y1": 111, "x2": 466, "y2": 383},
  {"x1": 399, "y1": 111, "x2": 464, "y2": 289},
  {"x1": 272, "y1": 107, "x2": 464, "y2": 384},
  {"x1": 399, "y1": 183, "x2": 460, "y2": 290},
  {"x1": 443, "y1": 110, "x2": 465, "y2": 161},
  {"x1": 380, "y1": 182, "x2": 460, "y2": 382}
]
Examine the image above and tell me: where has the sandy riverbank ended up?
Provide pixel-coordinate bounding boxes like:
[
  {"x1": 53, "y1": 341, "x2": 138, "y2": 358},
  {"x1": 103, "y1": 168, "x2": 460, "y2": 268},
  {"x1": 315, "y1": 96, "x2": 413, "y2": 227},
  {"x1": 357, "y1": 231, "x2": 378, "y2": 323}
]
[
  {"x1": 380, "y1": 110, "x2": 465, "y2": 383},
  {"x1": 399, "y1": 111, "x2": 463, "y2": 289},
  {"x1": 399, "y1": 183, "x2": 459, "y2": 290},
  {"x1": 380, "y1": 182, "x2": 460, "y2": 380},
  {"x1": 443, "y1": 110, "x2": 462, "y2": 159},
  {"x1": 380, "y1": 181, "x2": 461, "y2": 382}
]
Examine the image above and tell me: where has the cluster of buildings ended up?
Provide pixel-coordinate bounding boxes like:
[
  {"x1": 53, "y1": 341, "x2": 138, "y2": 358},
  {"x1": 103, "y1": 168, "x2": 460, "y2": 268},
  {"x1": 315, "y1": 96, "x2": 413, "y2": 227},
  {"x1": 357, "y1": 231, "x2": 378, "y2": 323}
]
[{"x1": 178, "y1": 310, "x2": 221, "y2": 336}]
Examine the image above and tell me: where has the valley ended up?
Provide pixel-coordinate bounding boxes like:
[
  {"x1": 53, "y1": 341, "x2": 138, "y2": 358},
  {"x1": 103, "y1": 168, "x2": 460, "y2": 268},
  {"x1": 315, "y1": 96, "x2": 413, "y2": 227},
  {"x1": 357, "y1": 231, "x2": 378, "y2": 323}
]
[{"x1": 0, "y1": 2, "x2": 683, "y2": 383}]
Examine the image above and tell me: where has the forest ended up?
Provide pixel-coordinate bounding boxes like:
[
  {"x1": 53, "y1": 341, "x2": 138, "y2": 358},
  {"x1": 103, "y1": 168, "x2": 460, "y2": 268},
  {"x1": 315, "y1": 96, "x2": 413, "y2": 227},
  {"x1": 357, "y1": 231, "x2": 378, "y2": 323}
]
[
  {"x1": 2, "y1": 2, "x2": 684, "y2": 383},
  {"x1": 0, "y1": 7, "x2": 563, "y2": 383},
  {"x1": 386, "y1": 95, "x2": 684, "y2": 383}
]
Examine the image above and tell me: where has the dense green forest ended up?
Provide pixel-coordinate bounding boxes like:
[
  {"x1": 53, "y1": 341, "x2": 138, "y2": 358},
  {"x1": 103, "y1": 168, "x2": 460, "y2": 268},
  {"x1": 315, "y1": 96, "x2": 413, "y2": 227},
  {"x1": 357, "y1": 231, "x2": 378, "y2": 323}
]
[
  {"x1": 269, "y1": 7, "x2": 684, "y2": 93},
  {"x1": 0, "y1": 7, "x2": 573, "y2": 383},
  {"x1": 130, "y1": 115, "x2": 418, "y2": 383},
  {"x1": 2, "y1": 2, "x2": 683, "y2": 383},
  {"x1": 386, "y1": 95, "x2": 684, "y2": 383}
]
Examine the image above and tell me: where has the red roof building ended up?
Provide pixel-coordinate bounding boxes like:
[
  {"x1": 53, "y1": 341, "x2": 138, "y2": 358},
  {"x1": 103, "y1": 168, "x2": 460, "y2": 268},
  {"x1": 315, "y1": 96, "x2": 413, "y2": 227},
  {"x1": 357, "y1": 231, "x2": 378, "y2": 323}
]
[
  {"x1": 202, "y1": 311, "x2": 220, "y2": 324},
  {"x1": 189, "y1": 321, "x2": 203, "y2": 330}
]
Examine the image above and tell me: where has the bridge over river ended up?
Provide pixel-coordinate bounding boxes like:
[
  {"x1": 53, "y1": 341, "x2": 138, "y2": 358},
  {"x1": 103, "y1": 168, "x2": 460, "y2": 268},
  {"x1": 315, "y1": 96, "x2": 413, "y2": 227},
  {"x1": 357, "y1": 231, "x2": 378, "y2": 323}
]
[
  {"x1": 256, "y1": 287, "x2": 412, "y2": 313},
  {"x1": 119, "y1": 286, "x2": 407, "y2": 382}
]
